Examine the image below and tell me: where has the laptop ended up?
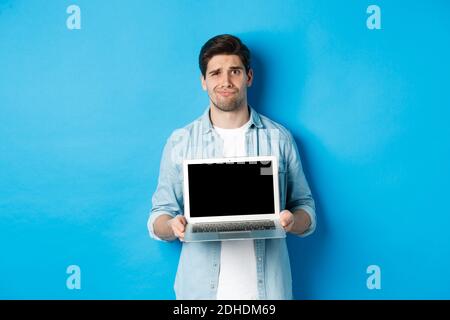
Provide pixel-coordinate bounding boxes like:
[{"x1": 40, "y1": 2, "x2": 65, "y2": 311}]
[{"x1": 182, "y1": 156, "x2": 286, "y2": 242}]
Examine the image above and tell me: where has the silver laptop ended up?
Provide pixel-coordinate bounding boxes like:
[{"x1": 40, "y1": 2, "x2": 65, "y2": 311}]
[{"x1": 182, "y1": 156, "x2": 286, "y2": 242}]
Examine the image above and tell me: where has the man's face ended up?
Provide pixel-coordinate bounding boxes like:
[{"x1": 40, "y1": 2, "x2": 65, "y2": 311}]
[{"x1": 201, "y1": 54, "x2": 253, "y2": 112}]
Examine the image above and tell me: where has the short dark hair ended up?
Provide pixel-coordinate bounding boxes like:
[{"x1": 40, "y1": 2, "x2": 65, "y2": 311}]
[{"x1": 199, "y1": 34, "x2": 251, "y2": 78}]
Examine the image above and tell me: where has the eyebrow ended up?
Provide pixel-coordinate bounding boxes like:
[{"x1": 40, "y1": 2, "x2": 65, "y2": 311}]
[{"x1": 208, "y1": 66, "x2": 244, "y2": 75}]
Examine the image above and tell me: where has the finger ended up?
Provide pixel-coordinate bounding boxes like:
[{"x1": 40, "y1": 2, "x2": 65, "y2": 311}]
[
  {"x1": 175, "y1": 227, "x2": 185, "y2": 240},
  {"x1": 173, "y1": 224, "x2": 185, "y2": 236},
  {"x1": 171, "y1": 216, "x2": 186, "y2": 240},
  {"x1": 178, "y1": 216, "x2": 187, "y2": 226},
  {"x1": 285, "y1": 220, "x2": 295, "y2": 231},
  {"x1": 281, "y1": 220, "x2": 290, "y2": 228},
  {"x1": 281, "y1": 217, "x2": 293, "y2": 229},
  {"x1": 280, "y1": 210, "x2": 290, "y2": 216},
  {"x1": 280, "y1": 215, "x2": 290, "y2": 225},
  {"x1": 172, "y1": 217, "x2": 185, "y2": 230},
  {"x1": 281, "y1": 211, "x2": 293, "y2": 220},
  {"x1": 175, "y1": 220, "x2": 186, "y2": 232},
  {"x1": 174, "y1": 227, "x2": 185, "y2": 239},
  {"x1": 173, "y1": 215, "x2": 186, "y2": 227}
]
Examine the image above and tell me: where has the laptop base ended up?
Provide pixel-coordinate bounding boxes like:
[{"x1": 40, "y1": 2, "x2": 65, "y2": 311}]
[{"x1": 183, "y1": 226, "x2": 286, "y2": 242}]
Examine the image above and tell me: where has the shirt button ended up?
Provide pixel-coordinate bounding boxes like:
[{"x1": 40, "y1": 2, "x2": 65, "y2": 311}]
[
  {"x1": 258, "y1": 280, "x2": 263, "y2": 284},
  {"x1": 211, "y1": 284, "x2": 215, "y2": 289}
]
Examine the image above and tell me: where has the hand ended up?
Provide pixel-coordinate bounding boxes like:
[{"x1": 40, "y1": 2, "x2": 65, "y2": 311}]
[
  {"x1": 167, "y1": 215, "x2": 187, "y2": 241},
  {"x1": 279, "y1": 210, "x2": 295, "y2": 232}
]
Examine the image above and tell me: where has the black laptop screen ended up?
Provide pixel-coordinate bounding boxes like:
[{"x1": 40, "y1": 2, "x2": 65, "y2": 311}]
[{"x1": 187, "y1": 160, "x2": 275, "y2": 217}]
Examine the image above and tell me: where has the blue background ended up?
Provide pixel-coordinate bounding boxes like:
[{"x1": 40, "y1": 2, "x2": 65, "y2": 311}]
[{"x1": 1, "y1": 0, "x2": 449, "y2": 299}]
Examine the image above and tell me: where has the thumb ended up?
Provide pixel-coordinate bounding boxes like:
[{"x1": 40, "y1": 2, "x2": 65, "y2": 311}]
[
  {"x1": 280, "y1": 210, "x2": 289, "y2": 218},
  {"x1": 280, "y1": 210, "x2": 292, "y2": 225},
  {"x1": 178, "y1": 215, "x2": 187, "y2": 225}
]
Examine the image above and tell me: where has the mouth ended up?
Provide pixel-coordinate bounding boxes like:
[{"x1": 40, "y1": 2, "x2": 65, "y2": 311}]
[{"x1": 217, "y1": 91, "x2": 236, "y2": 97}]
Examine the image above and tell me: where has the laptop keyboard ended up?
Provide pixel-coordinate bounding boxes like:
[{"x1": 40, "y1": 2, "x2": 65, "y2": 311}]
[{"x1": 192, "y1": 220, "x2": 276, "y2": 233}]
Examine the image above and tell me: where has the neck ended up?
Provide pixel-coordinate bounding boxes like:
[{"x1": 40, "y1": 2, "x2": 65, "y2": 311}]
[{"x1": 210, "y1": 103, "x2": 250, "y2": 129}]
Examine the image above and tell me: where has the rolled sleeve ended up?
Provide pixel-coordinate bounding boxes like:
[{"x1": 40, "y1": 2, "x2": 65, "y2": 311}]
[
  {"x1": 148, "y1": 134, "x2": 184, "y2": 242},
  {"x1": 147, "y1": 211, "x2": 176, "y2": 242},
  {"x1": 291, "y1": 204, "x2": 316, "y2": 237},
  {"x1": 285, "y1": 131, "x2": 317, "y2": 237}
]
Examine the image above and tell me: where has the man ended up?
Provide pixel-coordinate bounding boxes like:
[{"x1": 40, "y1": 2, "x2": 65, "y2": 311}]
[{"x1": 148, "y1": 34, "x2": 316, "y2": 300}]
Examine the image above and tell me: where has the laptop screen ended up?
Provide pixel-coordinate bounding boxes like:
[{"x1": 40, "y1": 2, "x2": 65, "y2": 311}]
[{"x1": 187, "y1": 160, "x2": 275, "y2": 217}]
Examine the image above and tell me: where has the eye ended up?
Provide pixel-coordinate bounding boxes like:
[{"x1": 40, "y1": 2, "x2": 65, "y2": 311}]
[{"x1": 231, "y1": 69, "x2": 241, "y2": 75}]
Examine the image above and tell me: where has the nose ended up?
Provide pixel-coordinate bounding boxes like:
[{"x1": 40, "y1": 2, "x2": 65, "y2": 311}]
[{"x1": 220, "y1": 73, "x2": 233, "y2": 88}]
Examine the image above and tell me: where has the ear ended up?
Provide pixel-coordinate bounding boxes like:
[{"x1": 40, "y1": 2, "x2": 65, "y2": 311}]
[
  {"x1": 200, "y1": 74, "x2": 207, "y2": 91},
  {"x1": 246, "y1": 69, "x2": 254, "y2": 87}
]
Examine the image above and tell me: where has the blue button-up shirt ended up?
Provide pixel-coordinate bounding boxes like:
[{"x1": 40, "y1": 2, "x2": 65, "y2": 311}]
[{"x1": 148, "y1": 106, "x2": 316, "y2": 299}]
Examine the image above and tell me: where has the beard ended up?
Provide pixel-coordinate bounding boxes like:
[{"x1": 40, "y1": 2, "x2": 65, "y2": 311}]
[{"x1": 210, "y1": 91, "x2": 245, "y2": 112}]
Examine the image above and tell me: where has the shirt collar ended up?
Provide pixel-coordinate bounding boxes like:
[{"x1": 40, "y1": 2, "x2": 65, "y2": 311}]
[{"x1": 201, "y1": 104, "x2": 264, "y2": 135}]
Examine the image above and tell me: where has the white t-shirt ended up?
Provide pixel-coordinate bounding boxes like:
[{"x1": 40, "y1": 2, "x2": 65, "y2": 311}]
[{"x1": 213, "y1": 119, "x2": 258, "y2": 300}]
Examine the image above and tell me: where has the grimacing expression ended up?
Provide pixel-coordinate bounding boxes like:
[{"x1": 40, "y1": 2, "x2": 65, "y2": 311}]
[{"x1": 201, "y1": 54, "x2": 253, "y2": 112}]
